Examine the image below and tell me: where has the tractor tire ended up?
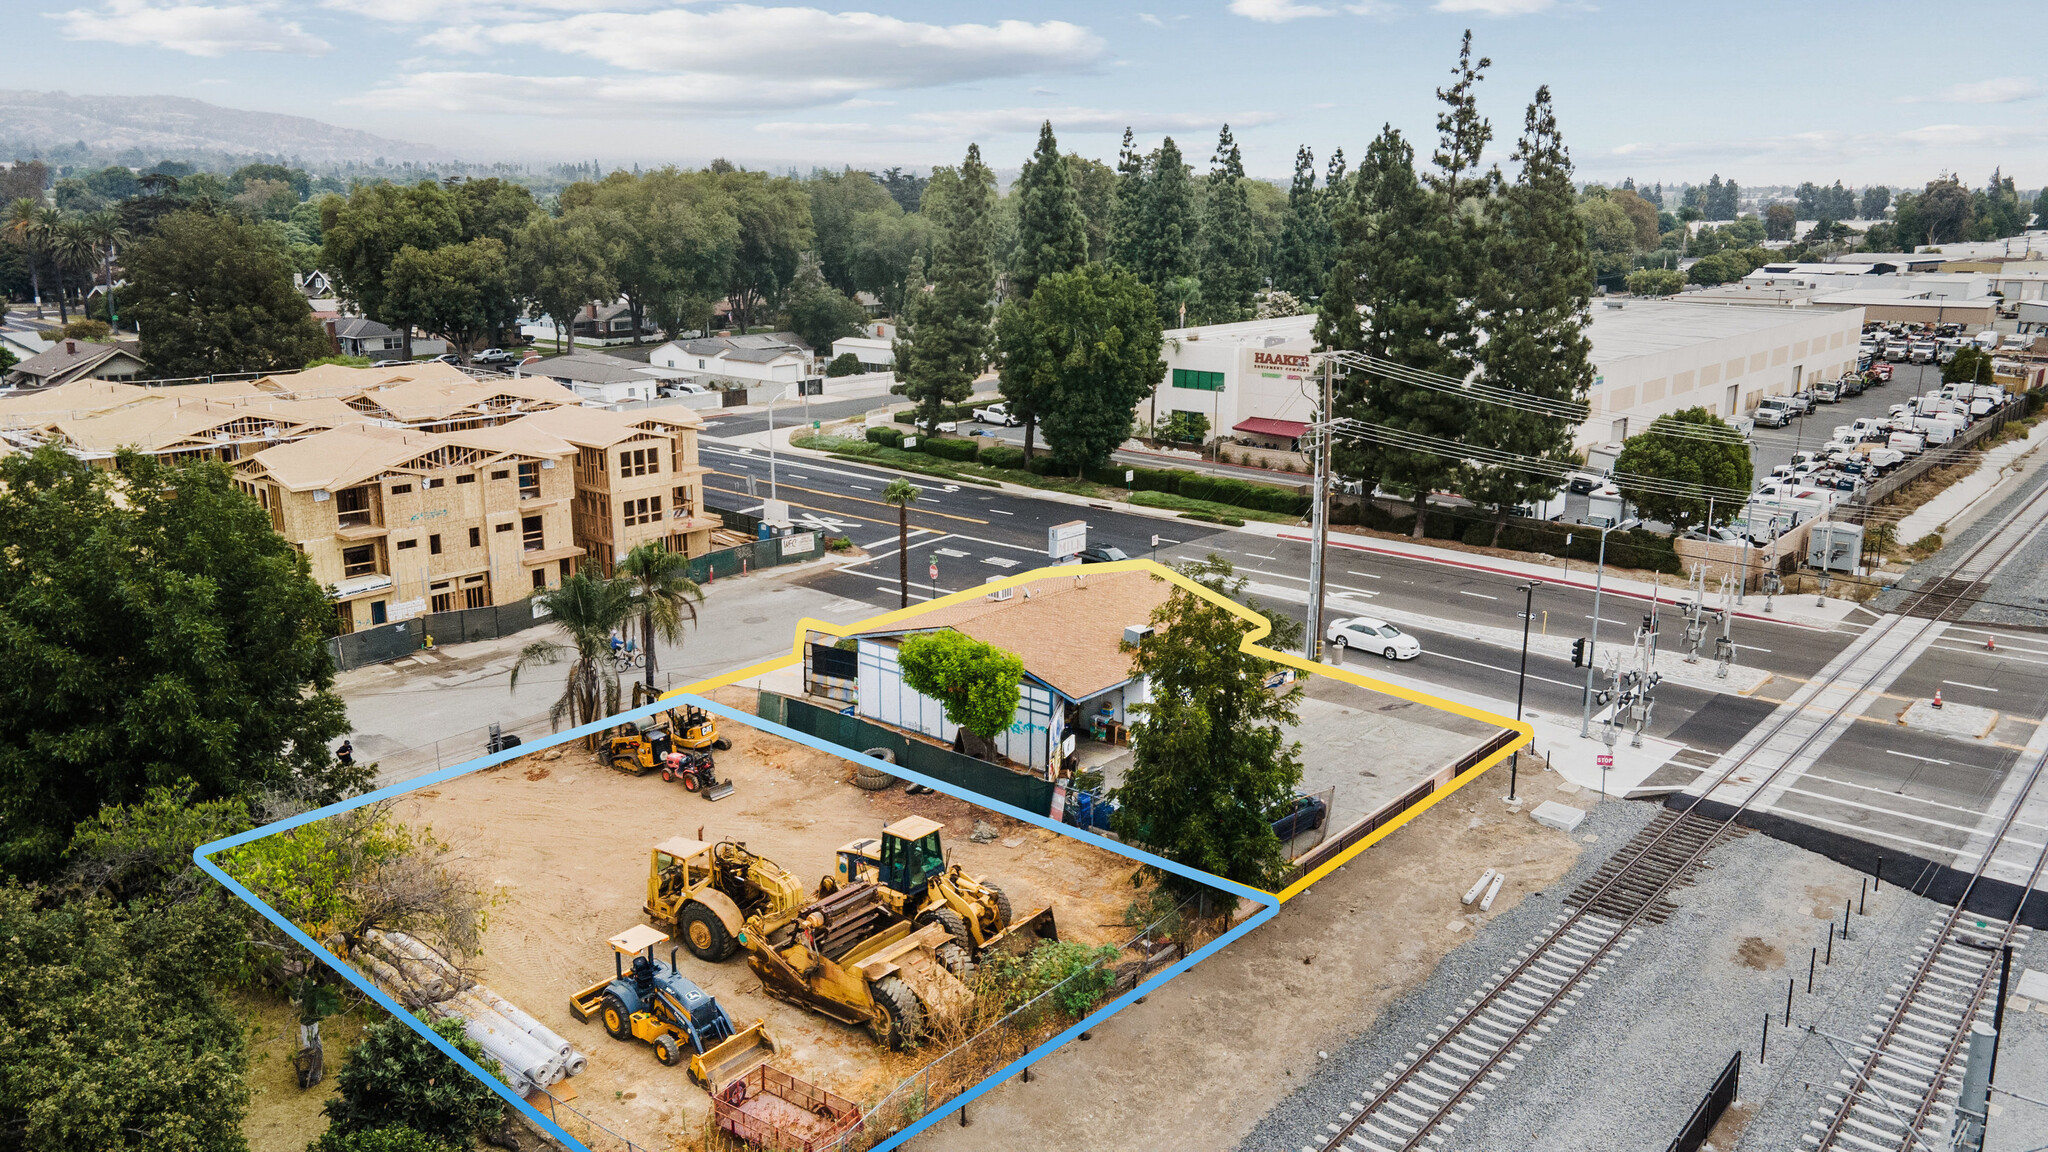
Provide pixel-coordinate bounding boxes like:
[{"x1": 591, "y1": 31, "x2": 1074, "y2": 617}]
[
  {"x1": 862, "y1": 747, "x2": 897, "y2": 765},
  {"x1": 654, "y1": 1034, "x2": 682, "y2": 1067},
  {"x1": 713, "y1": 737, "x2": 731, "y2": 751},
  {"x1": 681, "y1": 770, "x2": 702, "y2": 793},
  {"x1": 600, "y1": 992, "x2": 632, "y2": 1041},
  {"x1": 679, "y1": 901, "x2": 735, "y2": 962},
  {"x1": 817, "y1": 874, "x2": 842, "y2": 899},
  {"x1": 983, "y1": 882, "x2": 1015, "y2": 934},
  {"x1": 918, "y1": 907, "x2": 971, "y2": 952},
  {"x1": 870, "y1": 975, "x2": 923, "y2": 1050},
  {"x1": 853, "y1": 767, "x2": 896, "y2": 791},
  {"x1": 934, "y1": 940, "x2": 976, "y2": 983}
]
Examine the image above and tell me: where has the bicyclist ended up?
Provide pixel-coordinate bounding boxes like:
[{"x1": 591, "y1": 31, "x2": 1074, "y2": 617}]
[{"x1": 609, "y1": 630, "x2": 625, "y2": 658}]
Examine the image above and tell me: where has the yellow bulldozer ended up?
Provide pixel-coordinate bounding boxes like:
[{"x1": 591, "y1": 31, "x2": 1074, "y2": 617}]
[
  {"x1": 737, "y1": 881, "x2": 974, "y2": 1050},
  {"x1": 821, "y1": 816, "x2": 1058, "y2": 959},
  {"x1": 645, "y1": 837, "x2": 807, "y2": 963}
]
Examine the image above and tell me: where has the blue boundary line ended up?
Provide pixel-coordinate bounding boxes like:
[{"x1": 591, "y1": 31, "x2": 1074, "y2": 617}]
[{"x1": 194, "y1": 692, "x2": 1279, "y2": 1152}]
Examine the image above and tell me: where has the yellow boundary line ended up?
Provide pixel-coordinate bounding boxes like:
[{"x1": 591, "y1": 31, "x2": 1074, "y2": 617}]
[{"x1": 668, "y1": 558, "x2": 1531, "y2": 906}]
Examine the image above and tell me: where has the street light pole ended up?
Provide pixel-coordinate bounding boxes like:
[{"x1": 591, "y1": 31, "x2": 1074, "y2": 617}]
[
  {"x1": 1305, "y1": 357, "x2": 1333, "y2": 661},
  {"x1": 1511, "y1": 580, "x2": 1540, "y2": 802}
]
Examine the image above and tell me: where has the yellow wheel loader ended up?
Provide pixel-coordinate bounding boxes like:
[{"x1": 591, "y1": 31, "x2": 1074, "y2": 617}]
[
  {"x1": 737, "y1": 882, "x2": 974, "y2": 1050},
  {"x1": 645, "y1": 837, "x2": 806, "y2": 963},
  {"x1": 568, "y1": 925, "x2": 777, "y2": 1090},
  {"x1": 821, "y1": 816, "x2": 1058, "y2": 959}
]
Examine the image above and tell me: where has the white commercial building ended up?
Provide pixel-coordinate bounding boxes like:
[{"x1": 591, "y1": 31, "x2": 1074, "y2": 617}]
[{"x1": 1145, "y1": 300, "x2": 1867, "y2": 455}]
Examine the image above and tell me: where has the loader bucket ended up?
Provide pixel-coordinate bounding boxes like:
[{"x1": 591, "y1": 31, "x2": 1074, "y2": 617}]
[
  {"x1": 981, "y1": 906, "x2": 1059, "y2": 959},
  {"x1": 702, "y1": 778, "x2": 735, "y2": 802},
  {"x1": 690, "y1": 1019, "x2": 778, "y2": 1092},
  {"x1": 568, "y1": 978, "x2": 612, "y2": 1023}
]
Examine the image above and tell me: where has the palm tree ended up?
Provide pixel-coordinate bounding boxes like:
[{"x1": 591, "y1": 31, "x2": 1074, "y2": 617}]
[
  {"x1": 3, "y1": 198, "x2": 48, "y2": 315},
  {"x1": 509, "y1": 567, "x2": 636, "y2": 738},
  {"x1": 882, "y1": 478, "x2": 921, "y2": 607},
  {"x1": 82, "y1": 211, "x2": 130, "y2": 332},
  {"x1": 51, "y1": 216, "x2": 99, "y2": 324},
  {"x1": 618, "y1": 542, "x2": 703, "y2": 691}
]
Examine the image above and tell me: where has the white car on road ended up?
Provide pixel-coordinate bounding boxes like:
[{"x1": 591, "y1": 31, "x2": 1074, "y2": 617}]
[
  {"x1": 973, "y1": 402, "x2": 1022, "y2": 426},
  {"x1": 1326, "y1": 616, "x2": 1422, "y2": 661}
]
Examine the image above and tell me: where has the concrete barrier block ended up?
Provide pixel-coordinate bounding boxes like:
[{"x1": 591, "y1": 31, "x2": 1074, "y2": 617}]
[{"x1": 1530, "y1": 801, "x2": 1587, "y2": 832}]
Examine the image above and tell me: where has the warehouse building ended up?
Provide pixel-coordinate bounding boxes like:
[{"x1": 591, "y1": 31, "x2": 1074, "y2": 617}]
[{"x1": 1145, "y1": 299, "x2": 1867, "y2": 454}]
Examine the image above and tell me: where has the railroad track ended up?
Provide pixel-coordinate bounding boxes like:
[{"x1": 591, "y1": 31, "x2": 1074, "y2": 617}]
[
  {"x1": 1305, "y1": 479, "x2": 2048, "y2": 1152},
  {"x1": 1807, "y1": 744, "x2": 2048, "y2": 1152}
]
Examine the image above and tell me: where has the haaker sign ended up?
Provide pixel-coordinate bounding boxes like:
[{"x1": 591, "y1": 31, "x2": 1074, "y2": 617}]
[{"x1": 1252, "y1": 349, "x2": 1312, "y2": 375}]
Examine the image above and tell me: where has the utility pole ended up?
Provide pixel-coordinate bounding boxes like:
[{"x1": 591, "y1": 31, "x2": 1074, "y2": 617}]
[
  {"x1": 1306, "y1": 357, "x2": 1333, "y2": 662},
  {"x1": 1510, "y1": 580, "x2": 1540, "y2": 802}
]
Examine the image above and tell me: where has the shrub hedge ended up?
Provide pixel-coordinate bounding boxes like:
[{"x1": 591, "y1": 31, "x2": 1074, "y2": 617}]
[
  {"x1": 1329, "y1": 497, "x2": 1680, "y2": 573},
  {"x1": 866, "y1": 426, "x2": 904, "y2": 449},
  {"x1": 1178, "y1": 474, "x2": 1311, "y2": 515},
  {"x1": 979, "y1": 443, "x2": 1025, "y2": 470},
  {"x1": 920, "y1": 437, "x2": 980, "y2": 462}
]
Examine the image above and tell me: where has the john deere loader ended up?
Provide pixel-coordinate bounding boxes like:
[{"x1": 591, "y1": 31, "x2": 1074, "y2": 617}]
[
  {"x1": 738, "y1": 881, "x2": 974, "y2": 1050},
  {"x1": 820, "y1": 816, "x2": 1058, "y2": 959},
  {"x1": 645, "y1": 837, "x2": 806, "y2": 963}
]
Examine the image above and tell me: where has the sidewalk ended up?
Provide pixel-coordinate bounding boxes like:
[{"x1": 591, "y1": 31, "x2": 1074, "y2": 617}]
[{"x1": 1893, "y1": 417, "x2": 2048, "y2": 543}]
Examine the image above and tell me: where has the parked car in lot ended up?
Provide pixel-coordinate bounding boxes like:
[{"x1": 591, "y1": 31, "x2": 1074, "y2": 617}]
[
  {"x1": 1866, "y1": 362, "x2": 1893, "y2": 383},
  {"x1": 1078, "y1": 544, "x2": 1129, "y2": 564},
  {"x1": 1753, "y1": 397, "x2": 1793, "y2": 427},
  {"x1": 1814, "y1": 380, "x2": 1841, "y2": 403},
  {"x1": 972, "y1": 402, "x2": 1021, "y2": 426},
  {"x1": 1680, "y1": 525, "x2": 1743, "y2": 544},
  {"x1": 1565, "y1": 470, "x2": 1603, "y2": 494},
  {"x1": 474, "y1": 347, "x2": 514, "y2": 365},
  {"x1": 1885, "y1": 338, "x2": 1911, "y2": 361},
  {"x1": 1837, "y1": 374, "x2": 1865, "y2": 397},
  {"x1": 1326, "y1": 616, "x2": 1422, "y2": 660},
  {"x1": 370, "y1": 358, "x2": 410, "y2": 368},
  {"x1": 1269, "y1": 793, "x2": 1328, "y2": 843}
]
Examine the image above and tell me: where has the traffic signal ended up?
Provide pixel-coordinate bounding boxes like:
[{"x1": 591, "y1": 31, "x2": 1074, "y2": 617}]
[{"x1": 1571, "y1": 638, "x2": 1587, "y2": 667}]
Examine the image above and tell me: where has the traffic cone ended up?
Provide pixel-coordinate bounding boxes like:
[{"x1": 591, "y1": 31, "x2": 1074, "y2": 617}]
[
  {"x1": 1987, "y1": 635, "x2": 1997, "y2": 652},
  {"x1": 1932, "y1": 690, "x2": 1943, "y2": 709}
]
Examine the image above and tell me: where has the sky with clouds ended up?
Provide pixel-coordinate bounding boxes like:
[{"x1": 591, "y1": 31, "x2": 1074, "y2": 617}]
[{"x1": 22, "y1": 0, "x2": 2046, "y2": 186}]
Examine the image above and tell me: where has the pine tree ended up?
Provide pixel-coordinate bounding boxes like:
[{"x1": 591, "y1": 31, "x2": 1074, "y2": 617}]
[
  {"x1": 1428, "y1": 30, "x2": 1494, "y2": 202},
  {"x1": 1311, "y1": 259, "x2": 1360, "y2": 352},
  {"x1": 1326, "y1": 123, "x2": 1471, "y2": 538},
  {"x1": 893, "y1": 145, "x2": 995, "y2": 432},
  {"x1": 1273, "y1": 146, "x2": 1322, "y2": 297},
  {"x1": 1108, "y1": 128, "x2": 1147, "y2": 271},
  {"x1": 1010, "y1": 121, "x2": 1088, "y2": 301},
  {"x1": 1466, "y1": 85, "x2": 1595, "y2": 543},
  {"x1": 1197, "y1": 125, "x2": 1258, "y2": 323}
]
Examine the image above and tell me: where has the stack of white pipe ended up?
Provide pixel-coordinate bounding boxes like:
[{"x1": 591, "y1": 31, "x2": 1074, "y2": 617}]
[{"x1": 351, "y1": 929, "x2": 588, "y2": 1089}]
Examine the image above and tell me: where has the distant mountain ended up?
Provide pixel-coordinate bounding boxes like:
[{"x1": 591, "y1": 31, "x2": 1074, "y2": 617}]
[{"x1": 0, "y1": 90, "x2": 447, "y2": 166}]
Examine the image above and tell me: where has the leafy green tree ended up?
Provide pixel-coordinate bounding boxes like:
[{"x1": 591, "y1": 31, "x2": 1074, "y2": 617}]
[
  {"x1": 324, "y1": 1015, "x2": 504, "y2": 1146},
  {"x1": 1196, "y1": 125, "x2": 1259, "y2": 323},
  {"x1": 1108, "y1": 128, "x2": 1146, "y2": 272},
  {"x1": 1944, "y1": 345, "x2": 1995, "y2": 386},
  {"x1": 895, "y1": 146, "x2": 995, "y2": 432},
  {"x1": 322, "y1": 181, "x2": 463, "y2": 359},
  {"x1": 1917, "y1": 175, "x2": 1973, "y2": 244},
  {"x1": 1862, "y1": 185, "x2": 1891, "y2": 219},
  {"x1": 1686, "y1": 250, "x2": 1750, "y2": 286},
  {"x1": 446, "y1": 176, "x2": 537, "y2": 245},
  {"x1": 1578, "y1": 197, "x2": 1638, "y2": 284},
  {"x1": 780, "y1": 258, "x2": 868, "y2": 353},
  {"x1": 802, "y1": 170, "x2": 892, "y2": 297},
  {"x1": 1611, "y1": 408, "x2": 1752, "y2": 528},
  {"x1": 882, "y1": 479, "x2": 921, "y2": 607},
  {"x1": 385, "y1": 237, "x2": 514, "y2": 362},
  {"x1": 1608, "y1": 187, "x2": 1661, "y2": 250},
  {"x1": 1764, "y1": 202, "x2": 1796, "y2": 241},
  {"x1": 618, "y1": 542, "x2": 701, "y2": 691},
  {"x1": 1467, "y1": 86, "x2": 1595, "y2": 544},
  {"x1": 572, "y1": 168, "x2": 739, "y2": 344},
  {"x1": 1111, "y1": 576, "x2": 1303, "y2": 899},
  {"x1": 826, "y1": 351, "x2": 863, "y2": 377},
  {"x1": 1010, "y1": 121, "x2": 1089, "y2": 301},
  {"x1": 1163, "y1": 410, "x2": 1210, "y2": 444},
  {"x1": 1626, "y1": 268, "x2": 1685, "y2": 296},
  {"x1": 998, "y1": 262, "x2": 1163, "y2": 473},
  {"x1": 509, "y1": 566, "x2": 637, "y2": 731},
  {"x1": 0, "y1": 883, "x2": 252, "y2": 1151},
  {"x1": 719, "y1": 169, "x2": 813, "y2": 332},
  {"x1": 0, "y1": 448, "x2": 354, "y2": 876},
  {"x1": 508, "y1": 212, "x2": 616, "y2": 353},
  {"x1": 896, "y1": 630, "x2": 1025, "y2": 740}
]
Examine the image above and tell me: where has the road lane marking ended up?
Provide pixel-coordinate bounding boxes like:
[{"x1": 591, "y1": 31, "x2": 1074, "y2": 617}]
[
  {"x1": 933, "y1": 548, "x2": 968, "y2": 557},
  {"x1": 1459, "y1": 591, "x2": 1498, "y2": 600},
  {"x1": 1941, "y1": 680, "x2": 1998, "y2": 692},
  {"x1": 1247, "y1": 553, "x2": 1278, "y2": 560},
  {"x1": 982, "y1": 557, "x2": 1019, "y2": 567},
  {"x1": 749, "y1": 479, "x2": 989, "y2": 523},
  {"x1": 850, "y1": 484, "x2": 872, "y2": 490},
  {"x1": 992, "y1": 509, "x2": 1015, "y2": 515}
]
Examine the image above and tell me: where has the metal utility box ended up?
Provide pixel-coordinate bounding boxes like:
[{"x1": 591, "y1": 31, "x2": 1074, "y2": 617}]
[{"x1": 1806, "y1": 521, "x2": 1863, "y2": 574}]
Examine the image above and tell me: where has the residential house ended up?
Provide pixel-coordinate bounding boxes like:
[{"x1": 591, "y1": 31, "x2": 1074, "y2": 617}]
[
  {"x1": 3, "y1": 339, "x2": 148, "y2": 390},
  {"x1": 850, "y1": 569, "x2": 1170, "y2": 776},
  {"x1": 829, "y1": 335, "x2": 895, "y2": 373},
  {"x1": 518, "y1": 351, "x2": 683, "y2": 405},
  {"x1": 327, "y1": 317, "x2": 405, "y2": 359},
  {"x1": 518, "y1": 404, "x2": 718, "y2": 571},
  {"x1": 650, "y1": 333, "x2": 814, "y2": 388},
  {"x1": 235, "y1": 422, "x2": 583, "y2": 634}
]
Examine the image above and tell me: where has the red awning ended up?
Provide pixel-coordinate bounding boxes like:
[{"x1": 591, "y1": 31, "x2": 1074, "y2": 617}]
[{"x1": 1233, "y1": 417, "x2": 1308, "y2": 439}]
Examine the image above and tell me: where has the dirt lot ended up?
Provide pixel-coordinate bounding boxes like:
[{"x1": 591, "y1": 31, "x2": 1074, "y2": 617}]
[
  {"x1": 907, "y1": 755, "x2": 1596, "y2": 1152},
  {"x1": 239, "y1": 991, "x2": 369, "y2": 1152},
  {"x1": 377, "y1": 686, "x2": 1145, "y2": 1152}
]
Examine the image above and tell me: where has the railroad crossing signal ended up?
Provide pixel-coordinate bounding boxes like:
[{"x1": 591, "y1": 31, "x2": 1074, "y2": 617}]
[{"x1": 1571, "y1": 637, "x2": 1588, "y2": 667}]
